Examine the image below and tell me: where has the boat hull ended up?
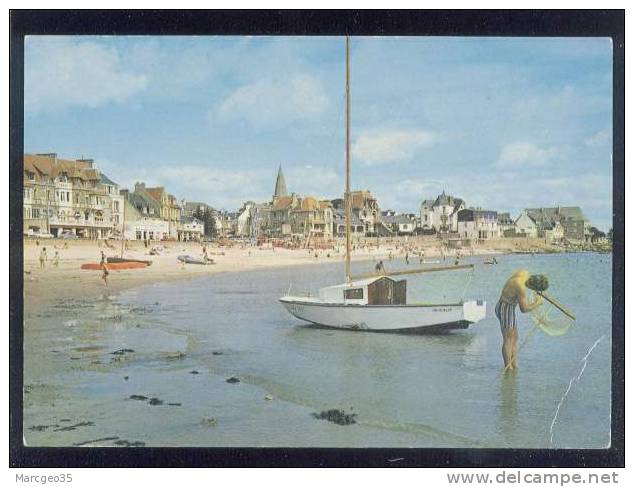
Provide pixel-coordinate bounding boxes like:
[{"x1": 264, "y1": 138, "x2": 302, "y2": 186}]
[
  {"x1": 81, "y1": 262, "x2": 148, "y2": 270},
  {"x1": 279, "y1": 297, "x2": 486, "y2": 332}
]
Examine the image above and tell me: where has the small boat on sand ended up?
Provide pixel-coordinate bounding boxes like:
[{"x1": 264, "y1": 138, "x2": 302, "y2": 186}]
[
  {"x1": 106, "y1": 257, "x2": 153, "y2": 266},
  {"x1": 177, "y1": 255, "x2": 215, "y2": 265},
  {"x1": 81, "y1": 261, "x2": 149, "y2": 270}
]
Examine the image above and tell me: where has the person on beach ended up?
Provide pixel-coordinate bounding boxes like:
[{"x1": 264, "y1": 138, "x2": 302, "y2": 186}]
[
  {"x1": 375, "y1": 260, "x2": 385, "y2": 274},
  {"x1": 52, "y1": 251, "x2": 59, "y2": 267},
  {"x1": 405, "y1": 252, "x2": 410, "y2": 265},
  {"x1": 495, "y1": 270, "x2": 544, "y2": 370},
  {"x1": 100, "y1": 251, "x2": 109, "y2": 286},
  {"x1": 39, "y1": 247, "x2": 47, "y2": 269}
]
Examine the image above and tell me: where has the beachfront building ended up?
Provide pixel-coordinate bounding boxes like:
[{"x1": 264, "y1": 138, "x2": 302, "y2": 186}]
[
  {"x1": 236, "y1": 201, "x2": 256, "y2": 237},
  {"x1": 23, "y1": 153, "x2": 123, "y2": 239},
  {"x1": 143, "y1": 185, "x2": 182, "y2": 239},
  {"x1": 288, "y1": 197, "x2": 334, "y2": 239},
  {"x1": 525, "y1": 207, "x2": 591, "y2": 242},
  {"x1": 123, "y1": 182, "x2": 182, "y2": 239},
  {"x1": 248, "y1": 203, "x2": 272, "y2": 238},
  {"x1": 183, "y1": 201, "x2": 213, "y2": 218},
  {"x1": 266, "y1": 166, "x2": 334, "y2": 240},
  {"x1": 121, "y1": 187, "x2": 169, "y2": 241},
  {"x1": 333, "y1": 208, "x2": 366, "y2": 236},
  {"x1": 420, "y1": 191, "x2": 465, "y2": 233},
  {"x1": 514, "y1": 211, "x2": 539, "y2": 238},
  {"x1": 497, "y1": 212, "x2": 516, "y2": 237},
  {"x1": 457, "y1": 209, "x2": 500, "y2": 240},
  {"x1": 177, "y1": 217, "x2": 204, "y2": 241},
  {"x1": 331, "y1": 190, "x2": 389, "y2": 236},
  {"x1": 381, "y1": 212, "x2": 417, "y2": 235},
  {"x1": 540, "y1": 220, "x2": 565, "y2": 242}
]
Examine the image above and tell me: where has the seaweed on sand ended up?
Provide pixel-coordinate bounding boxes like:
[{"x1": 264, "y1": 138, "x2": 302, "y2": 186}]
[{"x1": 312, "y1": 409, "x2": 357, "y2": 425}]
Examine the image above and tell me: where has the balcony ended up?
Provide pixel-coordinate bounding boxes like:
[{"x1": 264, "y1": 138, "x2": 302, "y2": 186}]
[{"x1": 49, "y1": 215, "x2": 113, "y2": 228}]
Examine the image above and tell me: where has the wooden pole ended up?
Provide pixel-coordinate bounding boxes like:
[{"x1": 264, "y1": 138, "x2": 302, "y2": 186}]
[
  {"x1": 538, "y1": 291, "x2": 576, "y2": 321},
  {"x1": 344, "y1": 35, "x2": 352, "y2": 283},
  {"x1": 351, "y1": 263, "x2": 474, "y2": 281}
]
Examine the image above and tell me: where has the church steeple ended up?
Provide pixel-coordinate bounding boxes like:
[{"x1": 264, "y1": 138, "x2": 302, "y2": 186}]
[{"x1": 273, "y1": 165, "x2": 288, "y2": 200}]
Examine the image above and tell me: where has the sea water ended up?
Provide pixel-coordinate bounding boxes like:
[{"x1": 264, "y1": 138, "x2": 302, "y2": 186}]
[{"x1": 23, "y1": 252, "x2": 612, "y2": 448}]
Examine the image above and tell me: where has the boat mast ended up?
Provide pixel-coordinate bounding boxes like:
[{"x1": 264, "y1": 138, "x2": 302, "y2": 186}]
[{"x1": 344, "y1": 35, "x2": 352, "y2": 283}]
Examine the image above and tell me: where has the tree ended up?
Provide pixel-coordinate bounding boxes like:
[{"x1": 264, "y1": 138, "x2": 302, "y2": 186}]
[{"x1": 203, "y1": 208, "x2": 217, "y2": 238}]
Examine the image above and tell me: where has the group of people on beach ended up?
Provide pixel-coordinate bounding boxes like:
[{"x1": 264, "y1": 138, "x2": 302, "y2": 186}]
[{"x1": 38, "y1": 247, "x2": 60, "y2": 269}]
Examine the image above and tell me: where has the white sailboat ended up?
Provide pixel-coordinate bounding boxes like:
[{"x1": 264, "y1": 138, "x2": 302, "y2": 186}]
[{"x1": 279, "y1": 37, "x2": 486, "y2": 333}]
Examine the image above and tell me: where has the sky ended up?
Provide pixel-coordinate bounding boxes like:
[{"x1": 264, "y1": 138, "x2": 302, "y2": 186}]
[{"x1": 24, "y1": 36, "x2": 613, "y2": 230}]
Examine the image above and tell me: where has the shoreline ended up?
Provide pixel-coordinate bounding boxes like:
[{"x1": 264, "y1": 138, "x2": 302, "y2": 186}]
[{"x1": 23, "y1": 238, "x2": 604, "y2": 315}]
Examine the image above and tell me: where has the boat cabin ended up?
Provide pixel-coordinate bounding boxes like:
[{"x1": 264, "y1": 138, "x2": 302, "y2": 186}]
[{"x1": 318, "y1": 276, "x2": 407, "y2": 305}]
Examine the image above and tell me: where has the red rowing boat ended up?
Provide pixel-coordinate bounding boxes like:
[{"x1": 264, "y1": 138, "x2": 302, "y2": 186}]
[{"x1": 81, "y1": 262, "x2": 149, "y2": 270}]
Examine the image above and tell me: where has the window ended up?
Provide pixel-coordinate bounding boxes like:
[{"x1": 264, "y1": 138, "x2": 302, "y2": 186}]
[
  {"x1": 136, "y1": 231, "x2": 142, "y2": 240},
  {"x1": 344, "y1": 288, "x2": 364, "y2": 300}
]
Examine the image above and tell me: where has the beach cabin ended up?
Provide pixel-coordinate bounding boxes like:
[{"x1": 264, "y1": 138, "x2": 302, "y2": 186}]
[{"x1": 318, "y1": 276, "x2": 407, "y2": 305}]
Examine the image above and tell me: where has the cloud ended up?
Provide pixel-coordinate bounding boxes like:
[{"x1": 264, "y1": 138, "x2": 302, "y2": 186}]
[
  {"x1": 153, "y1": 165, "x2": 270, "y2": 210},
  {"x1": 25, "y1": 37, "x2": 147, "y2": 114},
  {"x1": 285, "y1": 166, "x2": 340, "y2": 198},
  {"x1": 494, "y1": 142, "x2": 561, "y2": 168},
  {"x1": 212, "y1": 74, "x2": 328, "y2": 129},
  {"x1": 584, "y1": 128, "x2": 611, "y2": 148},
  {"x1": 352, "y1": 129, "x2": 438, "y2": 165},
  {"x1": 373, "y1": 178, "x2": 447, "y2": 211}
]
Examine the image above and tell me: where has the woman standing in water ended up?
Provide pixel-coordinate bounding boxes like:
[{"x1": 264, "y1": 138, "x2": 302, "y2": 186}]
[{"x1": 496, "y1": 269, "x2": 544, "y2": 370}]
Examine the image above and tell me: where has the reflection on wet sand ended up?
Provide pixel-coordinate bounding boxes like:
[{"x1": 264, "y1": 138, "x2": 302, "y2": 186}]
[{"x1": 498, "y1": 372, "x2": 519, "y2": 446}]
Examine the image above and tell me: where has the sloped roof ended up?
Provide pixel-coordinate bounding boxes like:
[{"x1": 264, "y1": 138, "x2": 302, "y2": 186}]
[
  {"x1": 300, "y1": 196, "x2": 319, "y2": 211},
  {"x1": 145, "y1": 187, "x2": 165, "y2": 203},
  {"x1": 272, "y1": 195, "x2": 294, "y2": 210},
  {"x1": 526, "y1": 206, "x2": 587, "y2": 224},
  {"x1": 350, "y1": 191, "x2": 375, "y2": 210},
  {"x1": 274, "y1": 165, "x2": 288, "y2": 198},
  {"x1": 24, "y1": 154, "x2": 99, "y2": 180},
  {"x1": 333, "y1": 208, "x2": 363, "y2": 225},
  {"x1": 100, "y1": 173, "x2": 118, "y2": 186},
  {"x1": 382, "y1": 214, "x2": 415, "y2": 225}
]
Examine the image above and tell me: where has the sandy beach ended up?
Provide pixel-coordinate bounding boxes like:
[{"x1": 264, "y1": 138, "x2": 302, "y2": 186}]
[{"x1": 21, "y1": 236, "x2": 540, "y2": 313}]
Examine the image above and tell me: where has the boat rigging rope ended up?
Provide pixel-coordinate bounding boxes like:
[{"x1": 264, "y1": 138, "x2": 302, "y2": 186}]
[{"x1": 459, "y1": 267, "x2": 475, "y2": 301}]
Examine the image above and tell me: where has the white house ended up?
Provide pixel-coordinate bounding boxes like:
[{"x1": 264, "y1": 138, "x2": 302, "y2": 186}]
[
  {"x1": 420, "y1": 191, "x2": 465, "y2": 233},
  {"x1": 514, "y1": 211, "x2": 539, "y2": 238},
  {"x1": 236, "y1": 202, "x2": 255, "y2": 237},
  {"x1": 177, "y1": 217, "x2": 204, "y2": 241},
  {"x1": 122, "y1": 192, "x2": 170, "y2": 241},
  {"x1": 382, "y1": 213, "x2": 417, "y2": 235}
]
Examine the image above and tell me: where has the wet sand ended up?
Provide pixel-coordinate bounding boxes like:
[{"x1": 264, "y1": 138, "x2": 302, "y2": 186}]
[{"x1": 21, "y1": 249, "x2": 611, "y2": 448}]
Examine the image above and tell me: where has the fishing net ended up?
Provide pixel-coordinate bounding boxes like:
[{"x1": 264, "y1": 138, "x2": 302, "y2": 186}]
[{"x1": 530, "y1": 298, "x2": 575, "y2": 336}]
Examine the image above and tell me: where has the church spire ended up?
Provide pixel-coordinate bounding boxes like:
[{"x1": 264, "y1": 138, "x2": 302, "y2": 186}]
[{"x1": 273, "y1": 165, "x2": 288, "y2": 200}]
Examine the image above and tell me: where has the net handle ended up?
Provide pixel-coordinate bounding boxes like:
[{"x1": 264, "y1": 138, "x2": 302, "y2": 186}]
[{"x1": 537, "y1": 291, "x2": 576, "y2": 321}]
